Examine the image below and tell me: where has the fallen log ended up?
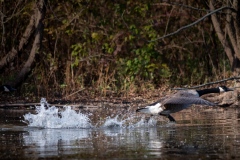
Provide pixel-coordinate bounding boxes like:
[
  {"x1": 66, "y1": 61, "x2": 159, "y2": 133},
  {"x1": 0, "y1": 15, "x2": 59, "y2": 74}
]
[{"x1": 0, "y1": 103, "x2": 99, "y2": 109}]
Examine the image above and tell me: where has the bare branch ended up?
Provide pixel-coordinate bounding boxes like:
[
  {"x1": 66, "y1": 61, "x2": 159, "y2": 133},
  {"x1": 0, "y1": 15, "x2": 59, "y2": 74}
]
[
  {"x1": 225, "y1": 1, "x2": 240, "y2": 60},
  {"x1": 0, "y1": 3, "x2": 35, "y2": 70},
  {"x1": 232, "y1": 0, "x2": 240, "y2": 57},
  {"x1": 149, "y1": 6, "x2": 236, "y2": 42},
  {"x1": 209, "y1": 2, "x2": 235, "y2": 67},
  {"x1": 13, "y1": 0, "x2": 47, "y2": 87},
  {"x1": 164, "y1": 6, "x2": 175, "y2": 35},
  {"x1": 3, "y1": 1, "x2": 25, "y2": 23},
  {"x1": 0, "y1": 9, "x2": 6, "y2": 50},
  {"x1": 152, "y1": 2, "x2": 210, "y2": 12},
  {"x1": 172, "y1": 76, "x2": 240, "y2": 90},
  {"x1": 0, "y1": 102, "x2": 98, "y2": 108},
  {"x1": 63, "y1": 88, "x2": 85, "y2": 99}
]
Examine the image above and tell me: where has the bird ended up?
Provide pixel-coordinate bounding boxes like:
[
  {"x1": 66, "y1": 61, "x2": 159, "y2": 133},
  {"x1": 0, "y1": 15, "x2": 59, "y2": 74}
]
[
  {"x1": 136, "y1": 86, "x2": 233, "y2": 122},
  {"x1": 0, "y1": 85, "x2": 16, "y2": 92}
]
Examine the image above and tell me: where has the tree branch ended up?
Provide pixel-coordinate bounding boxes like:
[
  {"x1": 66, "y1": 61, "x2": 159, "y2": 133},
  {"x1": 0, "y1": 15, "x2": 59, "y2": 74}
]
[
  {"x1": 209, "y1": 2, "x2": 235, "y2": 68},
  {"x1": 149, "y1": 6, "x2": 236, "y2": 42},
  {"x1": 0, "y1": 6, "x2": 35, "y2": 71},
  {"x1": 226, "y1": 9, "x2": 239, "y2": 57},
  {"x1": 172, "y1": 76, "x2": 240, "y2": 90},
  {"x1": 232, "y1": 0, "x2": 240, "y2": 58},
  {"x1": 152, "y1": 2, "x2": 210, "y2": 12},
  {"x1": 13, "y1": 0, "x2": 47, "y2": 87}
]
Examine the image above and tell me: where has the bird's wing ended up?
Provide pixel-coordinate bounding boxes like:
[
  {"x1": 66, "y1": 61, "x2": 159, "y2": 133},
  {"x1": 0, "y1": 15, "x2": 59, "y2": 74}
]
[
  {"x1": 159, "y1": 97, "x2": 216, "y2": 115},
  {"x1": 162, "y1": 96, "x2": 216, "y2": 106},
  {"x1": 174, "y1": 90, "x2": 199, "y2": 97},
  {"x1": 150, "y1": 90, "x2": 198, "y2": 105},
  {"x1": 160, "y1": 103, "x2": 191, "y2": 115}
]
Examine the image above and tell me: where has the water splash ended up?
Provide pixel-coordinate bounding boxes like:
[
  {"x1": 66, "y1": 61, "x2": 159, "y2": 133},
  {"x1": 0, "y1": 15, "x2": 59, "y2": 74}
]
[
  {"x1": 101, "y1": 116, "x2": 123, "y2": 128},
  {"x1": 23, "y1": 98, "x2": 159, "y2": 129},
  {"x1": 101, "y1": 115, "x2": 158, "y2": 129},
  {"x1": 131, "y1": 116, "x2": 158, "y2": 128},
  {"x1": 23, "y1": 98, "x2": 92, "y2": 129}
]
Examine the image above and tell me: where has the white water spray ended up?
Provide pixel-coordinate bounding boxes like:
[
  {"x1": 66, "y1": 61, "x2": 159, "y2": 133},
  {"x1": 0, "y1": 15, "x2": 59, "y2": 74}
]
[
  {"x1": 23, "y1": 98, "x2": 159, "y2": 129},
  {"x1": 23, "y1": 98, "x2": 92, "y2": 128}
]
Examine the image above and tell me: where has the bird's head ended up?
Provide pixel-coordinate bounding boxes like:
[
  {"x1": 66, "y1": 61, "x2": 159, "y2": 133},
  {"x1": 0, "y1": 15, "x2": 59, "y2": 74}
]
[{"x1": 219, "y1": 86, "x2": 234, "y2": 92}]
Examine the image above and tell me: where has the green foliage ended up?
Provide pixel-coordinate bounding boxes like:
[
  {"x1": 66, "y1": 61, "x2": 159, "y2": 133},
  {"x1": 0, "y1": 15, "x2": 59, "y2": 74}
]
[
  {"x1": 71, "y1": 43, "x2": 87, "y2": 67},
  {"x1": 118, "y1": 47, "x2": 171, "y2": 81},
  {"x1": 102, "y1": 43, "x2": 114, "y2": 54},
  {"x1": 0, "y1": 0, "x2": 233, "y2": 98}
]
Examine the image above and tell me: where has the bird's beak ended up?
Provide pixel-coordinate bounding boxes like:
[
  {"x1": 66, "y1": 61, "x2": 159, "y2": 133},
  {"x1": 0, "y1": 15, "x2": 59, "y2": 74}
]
[{"x1": 227, "y1": 88, "x2": 234, "y2": 91}]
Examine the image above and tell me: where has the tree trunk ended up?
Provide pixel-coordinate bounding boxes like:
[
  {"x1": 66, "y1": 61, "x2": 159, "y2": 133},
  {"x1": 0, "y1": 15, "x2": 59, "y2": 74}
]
[
  {"x1": 0, "y1": 7, "x2": 35, "y2": 71},
  {"x1": 13, "y1": 0, "x2": 47, "y2": 87},
  {"x1": 209, "y1": 0, "x2": 240, "y2": 74}
]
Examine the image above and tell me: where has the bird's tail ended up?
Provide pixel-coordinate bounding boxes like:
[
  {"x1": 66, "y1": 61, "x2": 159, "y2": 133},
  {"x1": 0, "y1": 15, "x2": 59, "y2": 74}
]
[{"x1": 136, "y1": 108, "x2": 149, "y2": 113}]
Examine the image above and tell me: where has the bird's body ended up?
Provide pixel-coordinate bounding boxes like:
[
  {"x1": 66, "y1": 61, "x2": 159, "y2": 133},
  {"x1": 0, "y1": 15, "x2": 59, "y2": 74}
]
[
  {"x1": 136, "y1": 86, "x2": 233, "y2": 122},
  {"x1": 137, "y1": 102, "x2": 163, "y2": 115}
]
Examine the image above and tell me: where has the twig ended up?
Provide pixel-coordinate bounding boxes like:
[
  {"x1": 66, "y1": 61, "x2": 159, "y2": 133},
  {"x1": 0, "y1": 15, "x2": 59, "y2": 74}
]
[
  {"x1": 172, "y1": 76, "x2": 240, "y2": 90},
  {"x1": 3, "y1": 1, "x2": 25, "y2": 23},
  {"x1": 152, "y1": 2, "x2": 210, "y2": 12},
  {"x1": 149, "y1": 6, "x2": 236, "y2": 42},
  {"x1": 63, "y1": 88, "x2": 85, "y2": 99},
  {"x1": 121, "y1": 10, "x2": 129, "y2": 29},
  {"x1": 164, "y1": 7, "x2": 175, "y2": 35},
  {"x1": 0, "y1": 10, "x2": 5, "y2": 48}
]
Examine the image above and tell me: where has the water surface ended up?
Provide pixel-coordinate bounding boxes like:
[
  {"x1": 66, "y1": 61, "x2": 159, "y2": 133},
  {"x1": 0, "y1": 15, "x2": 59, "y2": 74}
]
[{"x1": 0, "y1": 101, "x2": 240, "y2": 160}]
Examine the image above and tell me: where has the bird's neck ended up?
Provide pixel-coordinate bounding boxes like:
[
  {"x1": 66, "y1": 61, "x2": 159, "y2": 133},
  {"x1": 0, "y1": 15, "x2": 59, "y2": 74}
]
[{"x1": 196, "y1": 88, "x2": 219, "y2": 96}]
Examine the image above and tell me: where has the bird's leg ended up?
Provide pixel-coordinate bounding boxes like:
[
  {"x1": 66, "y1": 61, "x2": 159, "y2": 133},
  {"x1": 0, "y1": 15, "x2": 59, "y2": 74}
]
[
  {"x1": 167, "y1": 115, "x2": 176, "y2": 122},
  {"x1": 159, "y1": 113, "x2": 176, "y2": 122}
]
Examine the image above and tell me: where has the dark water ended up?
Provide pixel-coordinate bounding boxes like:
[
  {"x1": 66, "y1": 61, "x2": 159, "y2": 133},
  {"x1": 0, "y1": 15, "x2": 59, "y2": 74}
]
[{"x1": 0, "y1": 107, "x2": 240, "y2": 160}]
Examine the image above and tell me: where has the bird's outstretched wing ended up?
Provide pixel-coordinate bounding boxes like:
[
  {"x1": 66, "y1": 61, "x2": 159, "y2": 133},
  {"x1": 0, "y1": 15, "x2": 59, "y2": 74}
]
[
  {"x1": 162, "y1": 96, "x2": 216, "y2": 106},
  {"x1": 173, "y1": 90, "x2": 199, "y2": 97}
]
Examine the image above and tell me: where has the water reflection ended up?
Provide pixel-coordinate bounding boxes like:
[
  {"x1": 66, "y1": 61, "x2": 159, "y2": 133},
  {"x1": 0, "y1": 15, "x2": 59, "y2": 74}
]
[
  {"x1": 20, "y1": 123, "x2": 240, "y2": 159},
  {"x1": 0, "y1": 107, "x2": 240, "y2": 159},
  {"x1": 23, "y1": 128, "x2": 92, "y2": 157},
  {"x1": 19, "y1": 127, "x2": 153, "y2": 158}
]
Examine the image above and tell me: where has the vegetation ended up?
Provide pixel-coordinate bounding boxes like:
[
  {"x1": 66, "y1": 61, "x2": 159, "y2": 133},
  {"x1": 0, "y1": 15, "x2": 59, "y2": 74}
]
[{"x1": 0, "y1": 0, "x2": 239, "y2": 99}]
